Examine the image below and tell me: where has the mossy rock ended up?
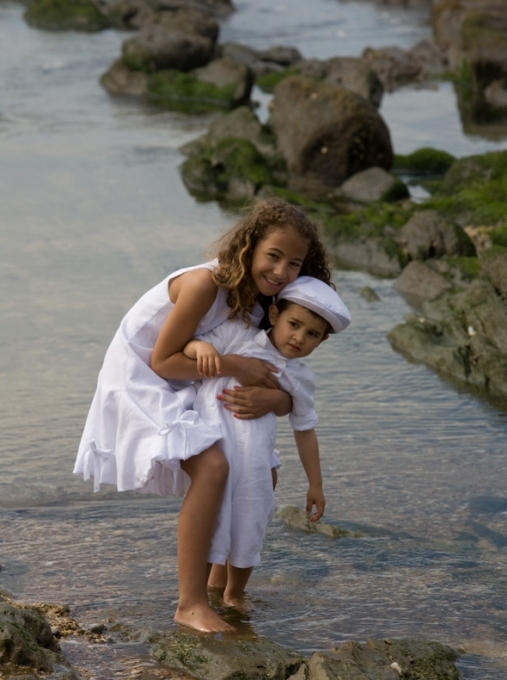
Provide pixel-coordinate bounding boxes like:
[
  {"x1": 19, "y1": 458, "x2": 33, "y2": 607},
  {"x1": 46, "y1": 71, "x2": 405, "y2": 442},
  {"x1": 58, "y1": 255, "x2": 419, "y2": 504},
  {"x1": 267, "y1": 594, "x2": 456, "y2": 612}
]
[
  {"x1": 180, "y1": 137, "x2": 274, "y2": 202},
  {"x1": 147, "y1": 69, "x2": 238, "y2": 114},
  {"x1": 393, "y1": 147, "x2": 456, "y2": 176},
  {"x1": 149, "y1": 630, "x2": 304, "y2": 680},
  {"x1": 446, "y1": 255, "x2": 481, "y2": 281},
  {"x1": 24, "y1": 0, "x2": 110, "y2": 31},
  {"x1": 425, "y1": 151, "x2": 507, "y2": 228},
  {"x1": 256, "y1": 66, "x2": 300, "y2": 93}
]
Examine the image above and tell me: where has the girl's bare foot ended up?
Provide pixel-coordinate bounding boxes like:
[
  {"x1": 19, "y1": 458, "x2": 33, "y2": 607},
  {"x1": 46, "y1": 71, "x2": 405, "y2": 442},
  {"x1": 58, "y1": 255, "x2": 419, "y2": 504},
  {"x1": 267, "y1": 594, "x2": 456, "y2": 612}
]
[{"x1": 174, "y1": 603, "x2": 236, "y2": 633}]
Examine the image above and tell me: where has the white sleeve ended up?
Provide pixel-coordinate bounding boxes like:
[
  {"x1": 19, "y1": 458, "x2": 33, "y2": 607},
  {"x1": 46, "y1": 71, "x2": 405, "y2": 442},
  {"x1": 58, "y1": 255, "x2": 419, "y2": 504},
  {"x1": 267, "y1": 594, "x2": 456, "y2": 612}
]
[
  {"x1": 195, "y1": 319, "x2": 252, "y2": 356},
  {"x1": 285, "y1": 364, "x2": 319, "y2": 431}
]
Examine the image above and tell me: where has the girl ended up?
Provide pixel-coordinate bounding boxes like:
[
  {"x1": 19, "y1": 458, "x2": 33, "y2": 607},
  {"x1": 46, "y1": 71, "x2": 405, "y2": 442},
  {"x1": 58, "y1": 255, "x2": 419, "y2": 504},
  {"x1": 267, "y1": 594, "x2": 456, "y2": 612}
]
[{"x1": 74, "y1": 197, "x2": 333, "y2": 633}]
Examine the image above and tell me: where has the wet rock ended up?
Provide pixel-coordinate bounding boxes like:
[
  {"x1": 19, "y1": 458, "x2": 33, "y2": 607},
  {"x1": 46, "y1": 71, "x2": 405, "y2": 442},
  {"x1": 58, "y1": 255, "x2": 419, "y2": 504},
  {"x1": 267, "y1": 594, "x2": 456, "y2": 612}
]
[
  {"x1": 359, "y1": 286, "x2": 381, "y2": 302},
  {"x1": 180, "y1": 137, "x2": 274, "y2": 201},
  {"x1": 333, "y1": 167, "x2": 409, "y2": 205},
  {"x1": 122, "y1": 24, "x2": 215, "y2": 73},
  {"x1": 150, "y1": 630, "x2": 304, "y2": 680},
  {"x1": 0, "y1": 595, "x2": 80, "y2": 678},
  {"x1": 106, "y1": 0, "x2": 234, "y2": 26},
  {"x1": 192, "y1": 56, "x2": 254, "y2": 106},
  {"x1": 431, "y1": 0, "x2": 507, "y2": 124},
  {"x1": 362, "y1": 39, "x2": 447, "y2": 92},
  {"x1": 398, "y1": 209, "x2": 476, "y2": 261},
  {"x1": 256, "y1": 56, "x2": 383, "y2": 109},
  {"x1": 148, "y1": 631, "x2": 460, "y2": 680},
  {"x1": 388, "y1": 273, "x2": 507, "y2": 401},
  {"x1": 332, "y1": 238, "x2": 404, "y2": 278},
  {"x1": 268, "y1": 75, "x2": 393, "y2": 193},
  {"x1": 101, "y1": 58, "x2": 150, "y2": 96},
  {"x1": 24, "y1": 0, "x2": 111, "y2": 32},
  {"x1": 393, "y1": 260, "x2": 453, "y2": 306},
  {"x1": 307, "y1": 638, "x2": 460, "y2": 680},
  {"x1": 277, "y1": 505, "x2": 355, "y2": 538}
]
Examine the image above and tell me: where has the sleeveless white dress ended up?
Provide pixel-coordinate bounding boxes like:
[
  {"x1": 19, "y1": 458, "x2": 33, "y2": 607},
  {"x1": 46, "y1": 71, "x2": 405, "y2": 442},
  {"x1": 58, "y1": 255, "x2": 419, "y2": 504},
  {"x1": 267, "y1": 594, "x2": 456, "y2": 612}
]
[{"x1": 73, "y1": 261, "x2": 263, "y2": 497}]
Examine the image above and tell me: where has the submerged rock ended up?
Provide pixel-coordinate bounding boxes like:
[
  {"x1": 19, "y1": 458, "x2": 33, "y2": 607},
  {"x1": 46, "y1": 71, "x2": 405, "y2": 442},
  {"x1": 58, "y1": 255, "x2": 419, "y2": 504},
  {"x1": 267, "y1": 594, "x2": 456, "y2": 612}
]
[{"x1": 277, "y1": 505, "x2": 355, "y2": 538}]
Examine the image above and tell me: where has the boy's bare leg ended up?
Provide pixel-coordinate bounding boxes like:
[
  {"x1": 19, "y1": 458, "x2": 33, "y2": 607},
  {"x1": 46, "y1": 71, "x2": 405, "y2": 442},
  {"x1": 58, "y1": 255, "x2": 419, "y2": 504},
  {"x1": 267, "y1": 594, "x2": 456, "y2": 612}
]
[
  {"x1": 208, "y1": 563, "x2": 228, "y2": 590},
  {"x1": 223, "y1": 564, "x2": 254, "y2": 609},
  {"x1": 174, "y1": 445, "x2": 235, "y2": 633}
]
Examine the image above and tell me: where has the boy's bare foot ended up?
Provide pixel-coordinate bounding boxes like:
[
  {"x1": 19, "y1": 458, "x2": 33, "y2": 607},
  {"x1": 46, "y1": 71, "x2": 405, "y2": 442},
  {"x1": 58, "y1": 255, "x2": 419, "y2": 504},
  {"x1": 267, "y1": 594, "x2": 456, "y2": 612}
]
[
  {"x1": 174, "y1": 603, "x2": 236, "y2": 633},
  {"x1": 222, "y1": 594, "x2": 254, "y2": 614}
]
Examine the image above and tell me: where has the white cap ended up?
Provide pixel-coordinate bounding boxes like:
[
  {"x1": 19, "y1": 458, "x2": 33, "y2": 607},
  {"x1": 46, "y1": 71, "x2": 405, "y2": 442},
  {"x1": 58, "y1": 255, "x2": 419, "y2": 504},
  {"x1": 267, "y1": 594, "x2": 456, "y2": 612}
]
[{"x1": 277, "y1": 276, "x2": 351, "y2": 333}]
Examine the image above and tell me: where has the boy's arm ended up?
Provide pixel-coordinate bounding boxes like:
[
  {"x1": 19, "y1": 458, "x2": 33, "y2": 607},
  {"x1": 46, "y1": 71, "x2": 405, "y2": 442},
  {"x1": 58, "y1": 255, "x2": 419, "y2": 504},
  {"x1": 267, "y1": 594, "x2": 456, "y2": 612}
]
[
  {"x1": 293, "y1": 429, "x2": 325, "y2": 522},
  {"x1": 182, "y1": 340, "x2": 222, "y2": 378}
]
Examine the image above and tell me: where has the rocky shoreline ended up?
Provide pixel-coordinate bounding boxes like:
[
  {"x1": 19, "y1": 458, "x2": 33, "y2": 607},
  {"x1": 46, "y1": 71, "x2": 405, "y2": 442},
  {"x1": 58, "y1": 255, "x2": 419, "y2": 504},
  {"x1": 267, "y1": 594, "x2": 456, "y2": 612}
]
[
  {"x1": 0, "y1": 504, "x2": 465, "y2": 680},
  {"x1": 3, "y1": 0, "x2": 507, "y2": 676},
  {"x1": 18, "y1": 0, "x2": 507, "y2": 406}
]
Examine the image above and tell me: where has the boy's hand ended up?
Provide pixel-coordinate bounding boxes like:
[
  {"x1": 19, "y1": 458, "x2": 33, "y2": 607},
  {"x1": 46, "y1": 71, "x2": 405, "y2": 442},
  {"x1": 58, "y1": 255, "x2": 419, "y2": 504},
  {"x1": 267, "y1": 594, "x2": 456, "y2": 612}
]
[
  {"x1": 195, "y1": 342, "x2": 221, "y2": 377},
  {"x1": 306, "y1": 485, "x2": 325, "y2": 522}
]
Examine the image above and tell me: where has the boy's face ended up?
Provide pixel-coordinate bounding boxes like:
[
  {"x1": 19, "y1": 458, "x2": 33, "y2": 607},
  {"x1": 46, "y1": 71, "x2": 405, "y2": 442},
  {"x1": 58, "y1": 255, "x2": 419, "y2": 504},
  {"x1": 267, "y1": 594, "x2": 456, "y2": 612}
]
[{"x1": 268, "y1": 303, "x2": 329, "y2": 359}]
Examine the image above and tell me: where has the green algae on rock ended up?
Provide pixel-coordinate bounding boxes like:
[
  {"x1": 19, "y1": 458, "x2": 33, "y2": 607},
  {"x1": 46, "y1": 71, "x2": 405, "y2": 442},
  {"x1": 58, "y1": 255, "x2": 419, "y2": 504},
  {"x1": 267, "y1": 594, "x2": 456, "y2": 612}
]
[
  {"x1": 24, "y1": 0, "x2": 111, "y2": 32},
  {"x1": 148, "y1": 630, "x2": 304, "y2": 680},
  {"x1": 181, "y1": 137, "x2": 275, "y2": 202},
  {"x1": 393, "y1": 147, "x2": 456, "y2": 176},
  {"x1": 147, "y1": 70, "x2": 239, "y2": 114}
]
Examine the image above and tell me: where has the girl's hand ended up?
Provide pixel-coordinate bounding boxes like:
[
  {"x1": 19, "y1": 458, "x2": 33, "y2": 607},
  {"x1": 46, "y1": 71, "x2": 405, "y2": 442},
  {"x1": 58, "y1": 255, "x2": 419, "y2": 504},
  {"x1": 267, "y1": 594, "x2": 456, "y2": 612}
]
[
  {"x1": 306, "y1": 485, "x2": 325, "y2": 522},
  {"x1": 219, "y1": 386, "x2": 291, "y2": 420},
  {"x1": 195, "y1": 342, "x2": 222, "y2": 378}
]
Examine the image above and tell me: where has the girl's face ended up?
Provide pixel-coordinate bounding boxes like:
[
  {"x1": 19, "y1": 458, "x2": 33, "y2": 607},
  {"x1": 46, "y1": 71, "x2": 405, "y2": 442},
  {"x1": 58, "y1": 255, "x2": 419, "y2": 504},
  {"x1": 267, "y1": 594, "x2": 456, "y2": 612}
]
[{"x1": 250, "y1": 226, "x2": 308, "y2": 297}]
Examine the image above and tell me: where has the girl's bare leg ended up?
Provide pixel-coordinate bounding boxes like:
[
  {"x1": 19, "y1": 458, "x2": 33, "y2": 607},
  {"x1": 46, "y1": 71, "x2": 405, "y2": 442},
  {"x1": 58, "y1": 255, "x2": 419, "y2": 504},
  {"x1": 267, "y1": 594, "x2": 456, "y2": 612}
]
[
  {"x1": 174, "y1": 445, "x2": 235, "y2": 633},
  {"x1": 223, "y1": 564, "x2": 254, "y2": 609}
]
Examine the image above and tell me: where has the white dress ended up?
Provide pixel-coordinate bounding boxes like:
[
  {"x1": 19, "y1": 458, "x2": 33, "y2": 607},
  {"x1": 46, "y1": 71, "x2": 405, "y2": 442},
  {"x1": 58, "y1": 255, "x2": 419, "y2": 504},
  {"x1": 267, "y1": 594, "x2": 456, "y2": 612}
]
[
  {"x1": 192, "y1": 319, "x2": 318, "y2": 569},
  {"x1": 73, "y1": 261, "x2": 263, "y2": 497}
]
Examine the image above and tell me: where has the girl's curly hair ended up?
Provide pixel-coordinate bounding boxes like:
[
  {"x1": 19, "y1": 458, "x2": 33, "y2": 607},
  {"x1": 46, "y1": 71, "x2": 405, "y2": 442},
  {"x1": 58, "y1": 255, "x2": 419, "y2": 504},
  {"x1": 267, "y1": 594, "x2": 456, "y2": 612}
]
[{"x1": 210, "y1": 197, "x2": 334, "y2": 323}]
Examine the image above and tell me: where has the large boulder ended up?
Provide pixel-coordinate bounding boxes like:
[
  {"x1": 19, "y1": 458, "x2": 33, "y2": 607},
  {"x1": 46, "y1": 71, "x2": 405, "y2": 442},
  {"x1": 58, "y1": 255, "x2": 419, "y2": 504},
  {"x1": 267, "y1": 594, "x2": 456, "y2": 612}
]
[
  {"x1": 267, "y1": 75, "x2": 393, "y2": 192},
  {"x1": 398, "y1": 209, "x2": 476, "y2": 261},
  {"x1": 431, "y1": 0, "x2": 507, "y2": 122},
  {"x1": 256, "y1": 56, "x2": 383, "y2": 108},
  {"x1": 388, "y1": 268, "x2": 507, "y2": 401},
  {"x1": 122, "y1": 23, "x2": 215, "y2": 73}
]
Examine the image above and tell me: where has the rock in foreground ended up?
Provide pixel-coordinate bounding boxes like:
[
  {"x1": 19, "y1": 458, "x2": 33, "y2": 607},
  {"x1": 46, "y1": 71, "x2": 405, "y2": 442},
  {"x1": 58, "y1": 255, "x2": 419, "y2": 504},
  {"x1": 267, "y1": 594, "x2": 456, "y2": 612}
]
[{"x1": 148, "y1": 631, "x2": 461, "y2": 680}]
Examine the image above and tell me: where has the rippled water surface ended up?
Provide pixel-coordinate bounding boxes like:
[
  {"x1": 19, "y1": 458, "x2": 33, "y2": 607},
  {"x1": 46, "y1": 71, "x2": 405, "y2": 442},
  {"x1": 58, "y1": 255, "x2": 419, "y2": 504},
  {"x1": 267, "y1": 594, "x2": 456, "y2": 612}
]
[{"x1": 1, "y1": 1, "x2": 507, "y2": 678}]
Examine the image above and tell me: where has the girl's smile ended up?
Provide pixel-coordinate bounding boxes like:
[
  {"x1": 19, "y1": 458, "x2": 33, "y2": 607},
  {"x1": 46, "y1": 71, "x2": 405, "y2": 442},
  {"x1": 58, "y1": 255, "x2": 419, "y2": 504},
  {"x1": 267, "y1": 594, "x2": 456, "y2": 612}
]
[{"x1": 250, "y1": 226, "x2": 308, "y2": 297}]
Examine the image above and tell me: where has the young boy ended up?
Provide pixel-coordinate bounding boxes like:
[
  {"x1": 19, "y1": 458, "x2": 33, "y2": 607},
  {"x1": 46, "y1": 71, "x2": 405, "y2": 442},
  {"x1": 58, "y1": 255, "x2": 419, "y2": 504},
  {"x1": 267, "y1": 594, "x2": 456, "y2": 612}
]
[{"x1": 183, "y1": 276, "x2": 351, "y2": 607}]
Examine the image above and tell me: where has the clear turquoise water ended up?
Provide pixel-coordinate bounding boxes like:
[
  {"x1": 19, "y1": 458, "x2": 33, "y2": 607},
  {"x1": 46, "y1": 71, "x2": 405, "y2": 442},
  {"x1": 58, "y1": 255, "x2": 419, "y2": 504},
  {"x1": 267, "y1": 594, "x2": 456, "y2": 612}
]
[{"x1": 1, "y1": 1, "x2": 507, "y2": 678}]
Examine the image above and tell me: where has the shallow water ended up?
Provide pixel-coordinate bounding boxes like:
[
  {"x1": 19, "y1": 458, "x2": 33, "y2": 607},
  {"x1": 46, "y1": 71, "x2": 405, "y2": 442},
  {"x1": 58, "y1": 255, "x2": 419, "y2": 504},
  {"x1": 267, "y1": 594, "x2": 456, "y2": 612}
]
[{"x1": 1, "y1": 1, "x2": 507, "y2": 678}]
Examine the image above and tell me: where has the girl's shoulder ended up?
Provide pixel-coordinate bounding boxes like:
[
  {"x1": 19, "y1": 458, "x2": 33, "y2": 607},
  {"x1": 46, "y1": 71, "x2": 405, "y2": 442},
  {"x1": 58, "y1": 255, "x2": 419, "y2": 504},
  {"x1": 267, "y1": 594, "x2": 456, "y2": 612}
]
[{"x1": 169, "y1": 262, "x2": 218, "y2": 304}]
